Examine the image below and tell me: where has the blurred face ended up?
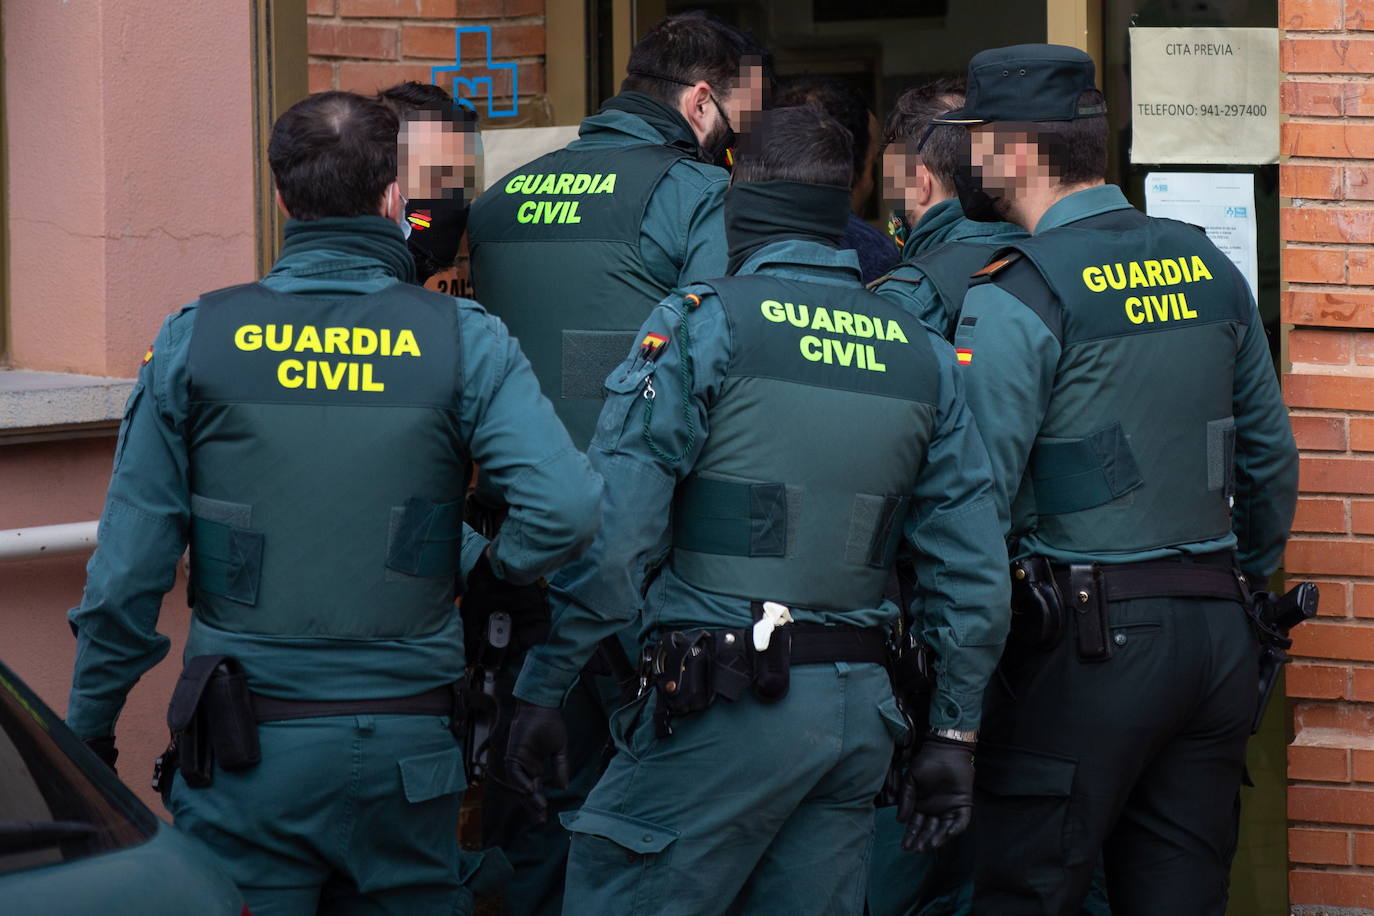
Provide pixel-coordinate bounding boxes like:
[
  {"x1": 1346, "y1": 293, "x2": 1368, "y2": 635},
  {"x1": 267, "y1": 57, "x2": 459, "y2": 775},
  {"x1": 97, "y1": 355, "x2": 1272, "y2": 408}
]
[
  {"x1": 967, "y1": 123, "x2": 1049, "y2": 197},
  {"x1": 881, "y1": 142, "x2": 920, "y2": 217},
  {"x1": 718, "y1": 61, "x2": 769, "y2": 136},
  {"x1": 399, "y1": 112, "x2": 480, "y2": 203}
]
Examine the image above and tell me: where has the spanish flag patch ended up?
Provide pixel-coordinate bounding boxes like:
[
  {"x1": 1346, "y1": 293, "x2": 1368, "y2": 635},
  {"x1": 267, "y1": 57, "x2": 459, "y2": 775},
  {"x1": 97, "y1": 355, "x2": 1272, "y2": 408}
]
[
  {"x1": 640, "y1": 332, "x2": 669, "y2": 362},
  {"x1": 956, "y1": 349, "x2": 973, "y2": 366},
  {"x1": 407, "y1": 210, "x2": 432, "y2": 231},
  {"x1": 142, "y1": 346, "x2": 154, "y2": 366}
]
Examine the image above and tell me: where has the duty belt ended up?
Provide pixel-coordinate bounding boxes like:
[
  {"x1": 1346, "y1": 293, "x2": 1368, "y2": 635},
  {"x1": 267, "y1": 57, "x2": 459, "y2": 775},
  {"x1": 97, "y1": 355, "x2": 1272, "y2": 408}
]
[
  {"x1": 250, "y1": 683, "x2": 466, "y2": 724},
  {"x1": 1049, "y1": 550, "x2": 1246, "y2": 606},
  {"x1": 645, "y1": 621, "x2": 889, "y2": 736}
]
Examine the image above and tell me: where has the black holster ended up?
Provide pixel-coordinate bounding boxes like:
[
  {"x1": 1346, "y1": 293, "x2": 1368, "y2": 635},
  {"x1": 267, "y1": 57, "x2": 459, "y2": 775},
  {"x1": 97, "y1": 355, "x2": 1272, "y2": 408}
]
[
  {"x1": 1248, "y1": 582, "x2": 1319, "y2": 733},
  {"x1": 159, "y1": 655, "x2": 262, "y2": 795},
  {"x1": 1009, "y1": 556, "x2": 1066, "y2": 650}
]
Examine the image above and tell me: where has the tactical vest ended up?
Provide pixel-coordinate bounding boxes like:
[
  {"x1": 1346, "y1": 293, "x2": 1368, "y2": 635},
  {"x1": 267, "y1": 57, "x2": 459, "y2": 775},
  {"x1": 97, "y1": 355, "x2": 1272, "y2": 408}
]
[
  {"x1": 185, "y1": 282, "x2": 469, "y2": 640},
  {"x1": 467, "y1": 143, "x2": 691, "y2": 449},
  {"x1": 669, "y1": 276, "x2": 940, "y2": 612},
  {"x1": 985, "y1": 208, "x2": 1252, "y2": 555},
  {"x1": 877, "y1": 241, "x2": 1008, "y2": 340}
]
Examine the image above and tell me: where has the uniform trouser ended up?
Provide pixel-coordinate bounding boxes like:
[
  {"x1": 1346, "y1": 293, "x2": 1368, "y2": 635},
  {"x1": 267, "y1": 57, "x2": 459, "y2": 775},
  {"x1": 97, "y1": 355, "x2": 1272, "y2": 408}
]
[
  {"x1": 866, "y1": 816, "x2": 1112, "y2": 915},
  {"x1": 482, "y1": 650, "x2": 618, "y2": 916},
  {"x1": 170, "y1": 713, "x2": 471, "y2": 916},
  {"x1": 563, "y1": 662, "x2": 903, "y2": 916},
  {"x1": 971, "y1": 594, "x2": 1259, "y2": 916}
]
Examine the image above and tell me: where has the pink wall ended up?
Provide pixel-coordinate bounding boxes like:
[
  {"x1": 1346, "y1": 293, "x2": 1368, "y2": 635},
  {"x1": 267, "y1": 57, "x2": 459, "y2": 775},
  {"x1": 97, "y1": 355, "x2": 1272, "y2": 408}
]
[
  {"x1": 3, "y1": 2, "x2": 262, "y2": 808},
  {"x1": 4, "y1": 0, "x2": 258, "y2": 376}
]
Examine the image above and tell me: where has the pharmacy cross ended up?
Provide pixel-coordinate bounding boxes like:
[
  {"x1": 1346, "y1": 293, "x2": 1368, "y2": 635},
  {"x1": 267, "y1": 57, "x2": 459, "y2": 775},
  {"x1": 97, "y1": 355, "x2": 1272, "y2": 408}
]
[{"x1": 432, "y1": 26, "x2": 519, "y2": 119}]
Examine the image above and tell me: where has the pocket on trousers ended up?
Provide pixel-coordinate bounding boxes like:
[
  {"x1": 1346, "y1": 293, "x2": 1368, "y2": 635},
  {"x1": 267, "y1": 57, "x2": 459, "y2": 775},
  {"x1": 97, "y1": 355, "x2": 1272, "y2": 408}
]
[
  {"x1": 399, "y1": 745, "x2": 467, "y2": 803},
  {"x1": 561, "y1": 806, "x2": 679, "y2": 864},
  {"x1": 877, "y1": 694, "x2": 910, "y2": 743},
  {"x1": 975, "y1": 744, "x2": 1084, "y2": 880}
]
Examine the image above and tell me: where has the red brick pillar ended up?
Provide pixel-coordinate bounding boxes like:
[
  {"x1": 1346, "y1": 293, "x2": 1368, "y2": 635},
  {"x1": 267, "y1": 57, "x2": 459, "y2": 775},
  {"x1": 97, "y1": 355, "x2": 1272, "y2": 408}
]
[{"x1": 1280, "y1": 1, "x2": 1374, "y2": 909}]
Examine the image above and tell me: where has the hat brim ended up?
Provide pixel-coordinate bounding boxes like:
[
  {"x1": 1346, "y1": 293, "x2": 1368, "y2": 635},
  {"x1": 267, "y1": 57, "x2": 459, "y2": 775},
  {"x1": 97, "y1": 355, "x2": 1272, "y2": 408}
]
[{"x1": 930, "y1": 106, "x2": 990, "y2": 125}]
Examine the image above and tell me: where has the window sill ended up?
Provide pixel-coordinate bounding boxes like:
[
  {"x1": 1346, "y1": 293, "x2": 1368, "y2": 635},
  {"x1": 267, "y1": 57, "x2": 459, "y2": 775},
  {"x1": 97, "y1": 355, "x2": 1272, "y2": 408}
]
[{"x1": 0, "y1": 369, "x2": 134, "y2": 444}]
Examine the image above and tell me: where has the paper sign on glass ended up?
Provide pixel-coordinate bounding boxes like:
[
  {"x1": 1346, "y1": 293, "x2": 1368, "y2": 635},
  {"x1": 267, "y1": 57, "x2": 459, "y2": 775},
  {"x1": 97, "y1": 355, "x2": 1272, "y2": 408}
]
[{"x1": 1130, "y1": 28, "x2": 1279, "y2": 165}]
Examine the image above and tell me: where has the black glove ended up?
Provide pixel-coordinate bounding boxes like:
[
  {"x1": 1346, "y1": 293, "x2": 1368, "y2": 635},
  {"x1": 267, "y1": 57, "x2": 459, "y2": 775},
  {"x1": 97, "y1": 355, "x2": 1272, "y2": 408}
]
[
  {"x1": 501, "y1": 700, "x2": 570, "y2": 824},
  {"x1": 897, "y1": 735, "x2": 974, "y2": 852},
  {"x1": 82, "y1": 735, "x2": 118, "y2": 772},
  {"x1": 462, "y1": 552, "x2": 550, "y2": 650}
]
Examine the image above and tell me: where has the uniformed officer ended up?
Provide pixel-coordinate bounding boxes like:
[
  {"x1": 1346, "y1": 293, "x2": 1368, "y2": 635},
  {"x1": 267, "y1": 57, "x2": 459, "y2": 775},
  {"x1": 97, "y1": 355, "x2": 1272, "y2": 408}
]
[
  {"x1": 870, "y1": 77, "x2": 1028, "y2": 339},
  {"x1": 773, "y1": 76, "x2": 899, "y2": 284},
  {"x1": 466, "y1": 9, "x2": 768, "y2": 450},
  {"x1": 934, "y1": 46, "x2": 1298, "y2": 913},
  {"x1": 378, "y1": 81, "x2": 480, "y2": 287},
  {"x1": 503, "y1": 102, "x2": 1010, "y2": 914},
  {"x1": 65, "y1": 91, "x2": 602, "y2": 915},
  {"x1": 464, "y1": 13, "x2": 769, "y2": 914}
]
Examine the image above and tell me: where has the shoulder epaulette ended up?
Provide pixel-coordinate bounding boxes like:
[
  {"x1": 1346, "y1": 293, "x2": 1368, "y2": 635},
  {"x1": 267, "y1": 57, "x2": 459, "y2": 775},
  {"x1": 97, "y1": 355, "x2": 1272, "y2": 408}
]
[{"x1": 970, "y1": 250, "x2": 1023, "y2": 281}]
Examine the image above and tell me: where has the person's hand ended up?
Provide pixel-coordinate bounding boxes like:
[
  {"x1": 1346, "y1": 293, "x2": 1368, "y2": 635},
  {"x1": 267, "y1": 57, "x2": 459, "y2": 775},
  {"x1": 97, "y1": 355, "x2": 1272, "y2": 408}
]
[
  {"x1": 82, "y1": 735, "x2": 119, "y2": 773},
  {"x1": 896, "y1": 735, "x2": 974, "y2": 852},
  {"x1": 462, "y1": 551, "x2": 550, "y2": 649},
  {"x1": 501, "y1": 700, "x2": 570, "y2": 824}
]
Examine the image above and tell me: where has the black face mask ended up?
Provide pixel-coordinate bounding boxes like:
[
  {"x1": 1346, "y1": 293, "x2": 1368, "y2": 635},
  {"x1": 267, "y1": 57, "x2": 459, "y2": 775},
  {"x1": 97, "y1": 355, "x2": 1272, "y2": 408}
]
[
  {"x1": 405, "y1": 196, "x2": 469, "y2": 283},
  {"x1": 952, "y1": 166, "x2": 1004, "y2": 223}
]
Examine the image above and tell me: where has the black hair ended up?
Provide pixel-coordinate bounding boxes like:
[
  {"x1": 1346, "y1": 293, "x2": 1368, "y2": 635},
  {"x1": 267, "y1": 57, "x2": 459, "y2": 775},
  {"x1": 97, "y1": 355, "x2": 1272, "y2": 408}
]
[
  {"x1": 1031, "y1": 89, "x2": 1109, "y2": 185},
  {"x1": 773, "y1": 76, "x2": 871, "y2": 182},
  {"x1": 883, "y1": 76, "x2": 966, "y2": 190},
  {"x1": 377, "y1": 81, "x2": 478, "y2": 130},
  {"x1": 731, "y1": 103, "x2": 853, "y2": 187},
  {"x1": 269, "y1": 91, "x2": 398, "y2": 221},
  {"x1": 621, "y1": 10, "x2": 770, "y2": 104}
]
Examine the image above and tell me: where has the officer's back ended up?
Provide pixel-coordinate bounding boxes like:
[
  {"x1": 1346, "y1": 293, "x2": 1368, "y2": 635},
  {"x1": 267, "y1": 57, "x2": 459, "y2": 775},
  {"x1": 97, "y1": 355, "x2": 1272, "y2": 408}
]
[
  {"x1": 931, "y1": 46, "x2": 1297, "y2": 914},
  {"x1": 506, "y1": 103, "x2": 1009, "y2": 915},
  {"x1": 65, "y1": 90, "x2": 601, "y2": 915},
  {"x1": 466, "y1": 11, "x2": 768, "y2": 449}
]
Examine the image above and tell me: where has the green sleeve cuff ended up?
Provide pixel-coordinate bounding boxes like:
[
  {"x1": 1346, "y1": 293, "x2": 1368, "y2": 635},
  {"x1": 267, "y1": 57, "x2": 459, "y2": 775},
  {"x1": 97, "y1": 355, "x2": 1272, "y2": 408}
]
[
  {"x1": 64, "y1": 696, "x2": 124, "y2": 741},
  {"x1": 461, "y1": 525, "x2": 489, "y2": 581},
  {"x1": 513, "y1": 653, "x2": 580, "y2": 708},
  {"x1": 928, "y1": 685, "x2": 985, "y2": 733}
]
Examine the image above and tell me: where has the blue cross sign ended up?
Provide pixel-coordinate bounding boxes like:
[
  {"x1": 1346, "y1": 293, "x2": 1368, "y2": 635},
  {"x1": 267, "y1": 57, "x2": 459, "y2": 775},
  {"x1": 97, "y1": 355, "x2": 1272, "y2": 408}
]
[{"x1": 432, "y1": 27, "x2": 519, "y2": 119}]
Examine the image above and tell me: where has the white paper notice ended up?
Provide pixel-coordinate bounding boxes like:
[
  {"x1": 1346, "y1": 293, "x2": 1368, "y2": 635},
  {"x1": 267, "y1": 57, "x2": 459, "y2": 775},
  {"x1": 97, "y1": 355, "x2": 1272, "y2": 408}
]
[
  {"x1": 1130, "y1": 28, "x2": 1279, "y2": 165},
  {"x1": 1145, "y1": 172, "x2": 1258, "y2": 300}
]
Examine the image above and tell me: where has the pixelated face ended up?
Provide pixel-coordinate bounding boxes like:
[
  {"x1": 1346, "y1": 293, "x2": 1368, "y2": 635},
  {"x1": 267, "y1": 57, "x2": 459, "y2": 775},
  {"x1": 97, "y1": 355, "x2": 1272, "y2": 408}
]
[
  {"x1": 881, "y1": 141, "x2": 918, "y2": 210},
  {"x1": 719, "y1": 57, "x2": 768, "y2": 134},
  {"x1": 967, "y1": 123, "x2": 1054, "y2": 196},
  {"x1": 399, "y1": 110, "x2": 480, "y2": 202}
]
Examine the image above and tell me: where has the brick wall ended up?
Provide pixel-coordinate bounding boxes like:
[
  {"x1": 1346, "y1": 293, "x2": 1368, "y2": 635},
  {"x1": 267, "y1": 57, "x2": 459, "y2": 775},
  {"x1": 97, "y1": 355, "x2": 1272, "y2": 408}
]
[
  {"x1": 1280, "y1": 0, "x2": 1374, "y2": 910},
  {"x1": 307, "y1": 0, "x2": 549, "y2": 124}
]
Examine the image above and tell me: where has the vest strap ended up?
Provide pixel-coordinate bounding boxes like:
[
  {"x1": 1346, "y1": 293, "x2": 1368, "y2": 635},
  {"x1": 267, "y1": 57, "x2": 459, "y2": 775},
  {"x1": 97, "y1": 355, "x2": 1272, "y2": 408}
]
[
  {"x1": 1029, "y1": 423, "x2": 1144, "y2": 516},
  {"x1": 675, "y1": 476, "x2": 908, "y2": 568},
  {"x1": 191, "y1": 515, "x2": 264, "y2": 606},
  {"x1": 672, "y1": 476, "x2": 788, "y2": 558},
  {"x1": 385, "y1": 497, "x2": 464, "y2": 579}
]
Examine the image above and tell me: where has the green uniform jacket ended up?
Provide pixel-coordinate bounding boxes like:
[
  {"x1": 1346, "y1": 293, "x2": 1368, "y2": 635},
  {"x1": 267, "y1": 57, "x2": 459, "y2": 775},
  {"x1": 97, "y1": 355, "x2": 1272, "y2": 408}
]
[
  {"x1": 558, "y1": 107, "x2": 728, "y2": 288},
  {"x1": 66, "y1": 216, "x2": 602, "y2": 738},
  {"x1": 515, "y1": 240, "x2": 1010, "y2": 731},
  {"x1": 957, "y1": 185, "x2": 1297, "y2": 577},
  {"x1": 466, "y1": 105, "x2": 728, "y2": 451},
  {"x1": 871, "y1": 198, "x2": 1027, "y2": 339}
]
